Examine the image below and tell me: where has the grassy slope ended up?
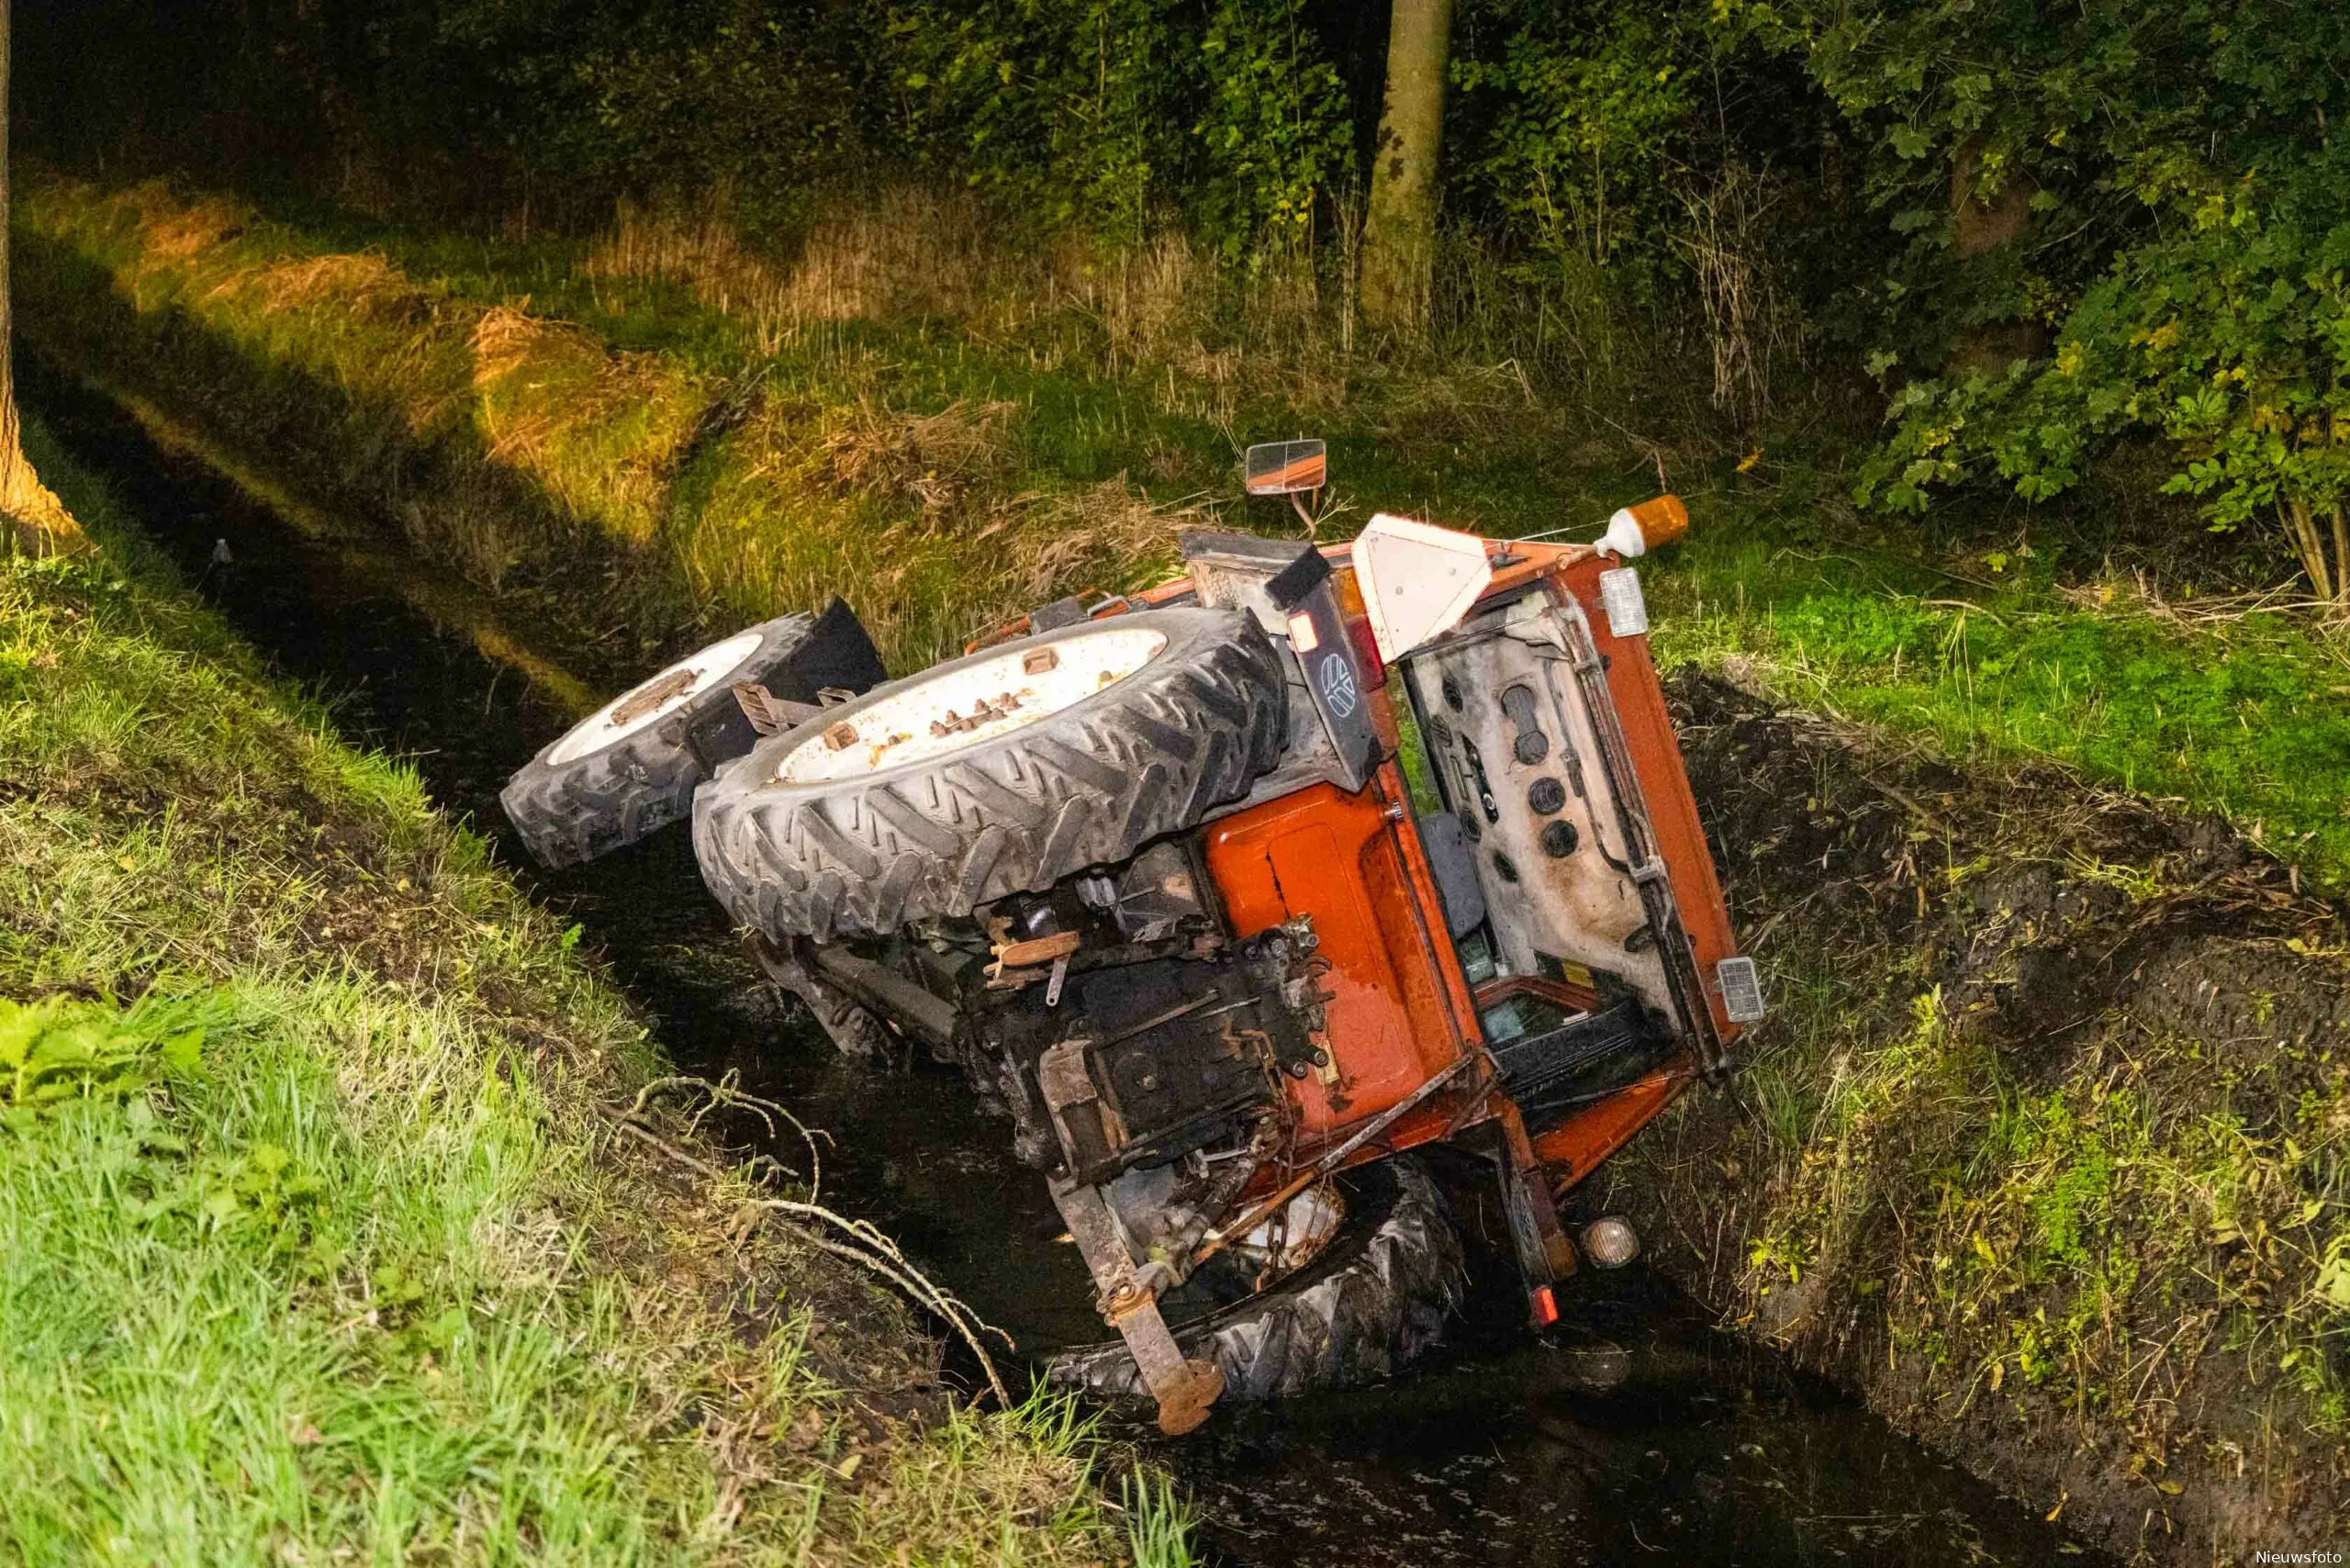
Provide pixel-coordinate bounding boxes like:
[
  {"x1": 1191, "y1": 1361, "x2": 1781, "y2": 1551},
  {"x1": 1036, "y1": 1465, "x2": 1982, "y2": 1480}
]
[
  {"x1": 17, "y1": 167, "x2": 2350, "y2": 1562},
  {"x1": 1608, "y1": 676, "x2": 2350, "y2": 1557},
  {"x1": 17, "y1": 169, "x2": 2350, "y2": 888},
  {"x1": 0, "y1": 428, "x2": 1175, "y2": 1563}
]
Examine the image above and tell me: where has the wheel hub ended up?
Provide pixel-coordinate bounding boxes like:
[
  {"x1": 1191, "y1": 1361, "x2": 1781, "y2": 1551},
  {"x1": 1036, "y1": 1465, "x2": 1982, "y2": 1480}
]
[{"x1": 774, "y1": 624, "x2": 1169, "y2": 784}]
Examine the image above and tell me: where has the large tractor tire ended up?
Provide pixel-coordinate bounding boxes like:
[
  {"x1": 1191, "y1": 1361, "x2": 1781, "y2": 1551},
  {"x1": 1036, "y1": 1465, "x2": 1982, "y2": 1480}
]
[
  {"x1": 500, "y1": 600, "x2": 884, "y2": 869},
  {"x1": 692, "y1": 608, "x2": 1285, "y2": 941},
  {"x1": 1047, "y1": 1159, "x2": 1465, "y2": 1402}
]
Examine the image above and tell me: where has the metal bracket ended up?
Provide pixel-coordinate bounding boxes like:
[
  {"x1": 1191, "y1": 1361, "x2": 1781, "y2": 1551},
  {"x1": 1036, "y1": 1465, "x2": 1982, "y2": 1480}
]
[
  {"x1": 611, "y1": 666, "x2": 697, "y2": 726},
  {"x1": 732, "y1": 680, "x2": 822, "y2": 737},
  {"x1": 1048, "y1": 1179, "x2": 1225, "y2": 1435}
]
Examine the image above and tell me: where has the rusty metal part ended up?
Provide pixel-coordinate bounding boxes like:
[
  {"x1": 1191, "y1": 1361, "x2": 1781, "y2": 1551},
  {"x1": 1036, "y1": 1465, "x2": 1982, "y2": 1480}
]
[
  {"x1": 1023, "y1": 647, "x2": 1060, "y2": 676},
  {"x1": 927, "y1": 690, "x2": 1025, "y2": 738},
  {"x1": 1110, "y1": 1290, "x2": 1225, "y2": 1436},
  {"x1": 1036, "y1": 1037, "x2": 1125, "y2": 1173},
  {"x1": 731, "y1": 680, "x2": 822, "y2": 737},
  {"x1": 609, "y1": 666, "x2": 697, "y2": 727},
  {"x1": 986, "y1": 929, "x2": 1081, "y2": 989},
  {"x1": 1192, "y1": 1054, "x2": 1476, "y2": 1271},
  {"x1": 1048, "y1": 1179, "x2": 1225, "y2": 1435},
  {"x1": 822, "y1": 720, "x2": 859, "y2": 751}
]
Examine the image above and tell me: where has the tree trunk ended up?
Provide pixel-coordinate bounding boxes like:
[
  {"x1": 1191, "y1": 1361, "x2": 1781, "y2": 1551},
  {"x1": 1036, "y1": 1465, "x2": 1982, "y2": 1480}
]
[
  {"x1": 1358, "y1": 0, "x2": 1452, "y2": 339},
  {"x1": 2282, "y1": 498, "x2": 2344, "y2": 604},
  {"x1": 1943, "y1": 135, "x2": 2046, "y2": 379},
  {"x1": 0, "y1": 0, "x2": 73, "y2": 553}
]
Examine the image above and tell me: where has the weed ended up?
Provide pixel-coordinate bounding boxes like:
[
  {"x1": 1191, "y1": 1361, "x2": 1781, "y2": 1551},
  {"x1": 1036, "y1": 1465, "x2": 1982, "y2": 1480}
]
[{"x1": 1120, "y1": 1467, "x2": 1200, "y2": 1568}]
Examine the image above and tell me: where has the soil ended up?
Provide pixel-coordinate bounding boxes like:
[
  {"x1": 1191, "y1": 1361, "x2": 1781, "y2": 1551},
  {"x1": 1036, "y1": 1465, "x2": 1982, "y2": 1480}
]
[{"x1": 1605, "y1": 670, "x2": 2350, "y2": 1562}]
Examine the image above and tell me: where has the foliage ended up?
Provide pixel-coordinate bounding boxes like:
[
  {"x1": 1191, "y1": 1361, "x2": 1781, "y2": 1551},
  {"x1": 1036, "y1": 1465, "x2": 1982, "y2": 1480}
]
[
  {"x1": 1190, "y1": 1, "x2": 1355, "y2": 259},
  {"x1": 1726, "y1": 0, "x2": 2350, "y2": 566},
  {"x1": 0, "y1": 994, "x2": 206, "y2": 1126},
  {"x1": 1450, "y1": 0, "x2": 1702, "y2": 281},
  {"x1": 1855, "y1": 148, "x2": 2350, "y2": 573},
  {"x1": 876, "y1": 0, "x2": 1353, "y2": 252}
]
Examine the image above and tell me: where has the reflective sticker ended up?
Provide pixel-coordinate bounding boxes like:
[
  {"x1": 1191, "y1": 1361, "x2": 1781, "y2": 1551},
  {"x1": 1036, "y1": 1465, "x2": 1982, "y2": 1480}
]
[
  {"x1": 1717, "y1": 956, "x2": 1765, "y2": 1024},
  {"x1": 1598, "y1": 566, "x2": 1650, "y2": 639},
  {"x1": 1317, "y1": 651, "x2": 1360, "y2": 719},
  {"x1": 1287, "y1": 611, "x2": 1321, "y2": 653}
]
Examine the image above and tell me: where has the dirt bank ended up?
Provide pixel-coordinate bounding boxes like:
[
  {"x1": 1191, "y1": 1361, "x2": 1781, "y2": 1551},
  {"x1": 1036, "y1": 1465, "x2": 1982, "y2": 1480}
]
[{"x1": 1605, "y1": 671, "x2": 2350, "y2": 1562}]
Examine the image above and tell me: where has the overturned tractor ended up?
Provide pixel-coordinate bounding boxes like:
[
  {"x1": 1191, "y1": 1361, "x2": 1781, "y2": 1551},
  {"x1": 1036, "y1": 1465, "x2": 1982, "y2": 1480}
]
[{"x1": 503, "y1": 440, "x2": 1760, "y2": 1433}]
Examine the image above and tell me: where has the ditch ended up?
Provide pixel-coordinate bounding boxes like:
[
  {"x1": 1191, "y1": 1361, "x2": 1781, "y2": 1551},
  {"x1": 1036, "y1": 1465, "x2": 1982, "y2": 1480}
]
[{"x1": 21, "y1": 351, "x2": 2106, "y2": 1566}]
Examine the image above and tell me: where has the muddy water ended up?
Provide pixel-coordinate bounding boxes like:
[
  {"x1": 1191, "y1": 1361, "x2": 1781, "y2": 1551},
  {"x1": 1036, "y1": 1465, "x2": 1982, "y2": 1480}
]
[{"x1": 26, "y1": 353, "x2": 2107, "y2": 1567}]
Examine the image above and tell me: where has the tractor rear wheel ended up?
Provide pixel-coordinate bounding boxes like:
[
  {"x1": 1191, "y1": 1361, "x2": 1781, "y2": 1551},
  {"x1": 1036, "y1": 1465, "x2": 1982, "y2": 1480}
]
[
  {"x1": 692, "y1": 607, "x2": 1285, "y2": 941},
  {"x1": 1046, "y1": 1158, "x2": 1465, "y2": 1402},
  {"x1": 501, "y1": 601, "x2": 883, "y2": 869}
]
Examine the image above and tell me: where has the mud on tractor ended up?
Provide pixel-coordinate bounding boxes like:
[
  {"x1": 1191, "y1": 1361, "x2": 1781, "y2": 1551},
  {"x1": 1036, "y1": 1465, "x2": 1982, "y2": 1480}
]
[{"x1": 501, "y1": 440, "x2": 1762, "y2": 1434}]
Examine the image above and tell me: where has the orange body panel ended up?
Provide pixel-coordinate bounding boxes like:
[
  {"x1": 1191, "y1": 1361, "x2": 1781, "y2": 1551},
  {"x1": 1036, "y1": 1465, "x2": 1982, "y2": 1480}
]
[
  {"x1": 1530, "y1": 1069, "x2": 1695, "y2": 1189},
  {"x1": 1203, "y1": 780, "x2": 1472, "y2": 1149}
]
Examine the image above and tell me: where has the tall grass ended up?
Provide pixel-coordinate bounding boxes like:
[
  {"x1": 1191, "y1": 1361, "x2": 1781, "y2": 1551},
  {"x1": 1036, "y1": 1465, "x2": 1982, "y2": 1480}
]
[{"x1": 18, "y1": 167, "x2": 2350, "y2": 889}]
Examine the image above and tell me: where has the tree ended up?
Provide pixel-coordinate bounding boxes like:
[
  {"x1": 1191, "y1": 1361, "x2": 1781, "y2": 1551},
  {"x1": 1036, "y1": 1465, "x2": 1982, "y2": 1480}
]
[
  {"x1": 1358, "y1": 0, "x2": 1452, "y2": 336},
  {"x1": 0, "y1": 0, "x2": 73, "y2": 552}
]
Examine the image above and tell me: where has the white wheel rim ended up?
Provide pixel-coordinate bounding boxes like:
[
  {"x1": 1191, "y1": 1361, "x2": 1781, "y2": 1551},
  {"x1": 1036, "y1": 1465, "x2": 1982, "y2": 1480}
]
[
  {"x1": 546, "y1": 629, "x2": 767, "y2": 767},
  {"x1": 772, "y1": 624, "x2": 1169, "y2": 785}
]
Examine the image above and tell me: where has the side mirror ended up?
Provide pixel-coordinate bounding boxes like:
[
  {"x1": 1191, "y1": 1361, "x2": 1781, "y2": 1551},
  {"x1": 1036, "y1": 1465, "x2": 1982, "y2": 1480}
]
[{"x1": 1243, "y1": 439, "x2": 1326, "y2": 497}]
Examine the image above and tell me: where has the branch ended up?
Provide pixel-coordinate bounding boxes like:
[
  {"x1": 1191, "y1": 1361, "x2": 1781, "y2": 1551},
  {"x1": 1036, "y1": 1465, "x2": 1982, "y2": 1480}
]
[{"x1": 612, "y1": 1113, "x2": 1012, "y2": 1408}]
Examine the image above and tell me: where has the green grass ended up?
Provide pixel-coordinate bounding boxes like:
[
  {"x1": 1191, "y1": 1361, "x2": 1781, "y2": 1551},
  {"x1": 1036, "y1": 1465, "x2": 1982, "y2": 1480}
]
[
  {"x1": 1645, "y1": 509, "x2": 2350, "y2": 885},
  {"x1": 18, "y1": 168, "x2": 2350, "y2": 891},
  {"x1": 0, "y1": 427, "x2": 1195, "y2": 1562}
]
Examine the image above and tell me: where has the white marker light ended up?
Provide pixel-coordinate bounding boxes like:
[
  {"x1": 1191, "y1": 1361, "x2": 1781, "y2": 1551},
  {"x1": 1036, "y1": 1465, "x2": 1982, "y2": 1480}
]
[
  {"x1": 1717, "y1": 957, "x2": 1766, "y2": 1024},
  {"x1": 1595, "y1": 507, "x2": 1649, "y2": 558},
  {"x1": 1597, "y1": 566, "x2": 1649, "y2": 639}
]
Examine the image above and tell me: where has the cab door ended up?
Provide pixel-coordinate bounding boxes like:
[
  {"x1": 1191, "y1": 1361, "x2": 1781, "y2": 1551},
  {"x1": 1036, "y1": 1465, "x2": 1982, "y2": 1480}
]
[{"x1": 1398, "y1": 560, "x2": 1751, "y2": 1068}]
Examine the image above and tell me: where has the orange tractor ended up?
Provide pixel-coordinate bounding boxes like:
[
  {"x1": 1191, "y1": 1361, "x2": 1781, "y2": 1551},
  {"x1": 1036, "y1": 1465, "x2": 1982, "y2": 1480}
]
[{"x1": 502, "y1": 441, "x2": 1761, "y2": 1434}]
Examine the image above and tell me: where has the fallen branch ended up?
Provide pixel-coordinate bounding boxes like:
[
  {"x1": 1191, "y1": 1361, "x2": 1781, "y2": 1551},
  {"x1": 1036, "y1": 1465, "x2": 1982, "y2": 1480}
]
[
  {"x1": 612, "y1": 1114, "x2": 1013, "y2": 1407},
  {"x1": 629, "y1": 1072, "x2": 831, "y2": 1198}
]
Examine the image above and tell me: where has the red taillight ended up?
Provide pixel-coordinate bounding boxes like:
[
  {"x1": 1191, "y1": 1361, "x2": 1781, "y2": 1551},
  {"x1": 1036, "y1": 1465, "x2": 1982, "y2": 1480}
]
[
  {"x1": 1344, "y1": 616, "x2": 1387, "y2": 689},
  {"x1": 1531, "y1": 1285, "x2": 1559, "y2": 1327}
]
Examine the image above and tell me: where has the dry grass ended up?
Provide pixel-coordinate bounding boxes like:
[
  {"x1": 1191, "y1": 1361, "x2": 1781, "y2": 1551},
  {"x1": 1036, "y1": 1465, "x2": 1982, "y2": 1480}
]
[
  {"x1": 122, "y1": 186, "x2": 245, "y2": 261},
  {"x1": 244, "y1": 251, "x2": 407, "y2": 313},
  {"x1": 587, "y1": 186, "x2": 1001, "y2": 353},
  {"x1": 1012, "y1": 477, "x2": 1196, "y2": 604},
  {"x1": 816, "y1": 395, "x2": 1024, "y2": 517}
]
